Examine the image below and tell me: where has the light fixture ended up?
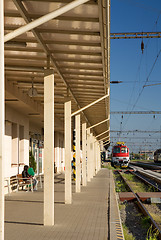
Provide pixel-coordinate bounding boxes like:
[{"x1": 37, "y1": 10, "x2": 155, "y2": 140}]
[{"x1": 28, "y1": 78, "x2": 38, "y2": 97}]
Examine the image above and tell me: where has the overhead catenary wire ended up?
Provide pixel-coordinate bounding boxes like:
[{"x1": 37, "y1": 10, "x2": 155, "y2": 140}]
[{"x1": 122, "y1": 11, "x2": 161, "y2": 132}]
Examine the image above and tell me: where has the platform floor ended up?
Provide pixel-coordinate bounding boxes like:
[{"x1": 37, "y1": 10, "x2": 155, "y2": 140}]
[{"x1": 4, "y1": 168, "x2": 121, "y2": 240}]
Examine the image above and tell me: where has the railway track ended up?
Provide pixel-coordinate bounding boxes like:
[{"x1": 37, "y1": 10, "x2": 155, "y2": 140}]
[
  {"x1": 129, "y1": 163, "x2": 161, "y2": 188},
  {"x1": 130, "y1": 162, "x2": 161, "y2": 171},
  {"x1": 115, "y1": 170, "x2": 161, "y2": 239}
]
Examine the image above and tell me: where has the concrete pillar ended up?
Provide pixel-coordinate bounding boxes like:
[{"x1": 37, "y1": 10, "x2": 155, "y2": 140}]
[
  {"x1": 55, "y1": 132, "x2": 60, "y2": 172},
  {"x1": 0, "y1": 0, "x2": 4, "y2": 238},
  {"x1": 93, "y1": 138, "x2": 97, "y2": 176},
  {"x1": 98, "y1": 144, "x2": 101, "y2": 171},
  {"x1": 89, "y1": 133, "x2": 93, "y2": 180},
  {"x1": 87, "y1": 128, "x2": 91, "y2": 182},
  {"x1": 44, "y1": 70, "x2": 54, "y2": 226},
  {"x1": 65, "y1": 100, "x2": 72, "y2": 204},
  {"x1": 92, "y1": 136, "x2": 96, "y2": 177},
  {"x1": 82, "y1": 123, "x2": 87, "y2": 186},
  {"x1": 95, "y1": 140, "x2": 98, "y2": 174},
  {"x1": 75, "y1": 114, "x2": 81, "y2": 192}
]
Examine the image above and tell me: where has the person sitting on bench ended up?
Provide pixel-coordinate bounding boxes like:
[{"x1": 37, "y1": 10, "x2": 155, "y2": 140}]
[
  {"x1": 22, "y1": 165, "x2": 31, "y2": 181},
  {"x1": 28, "y1": 164, "x2": 37, "y2": 190}
]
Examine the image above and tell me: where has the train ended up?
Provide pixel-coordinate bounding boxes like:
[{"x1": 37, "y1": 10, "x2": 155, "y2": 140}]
[
  {"x1": 111, "y1": 142, "x2": 130, "y2": 167},
  {"x1": 154, "y1": 149, "x2": 161, "y2": 163}
]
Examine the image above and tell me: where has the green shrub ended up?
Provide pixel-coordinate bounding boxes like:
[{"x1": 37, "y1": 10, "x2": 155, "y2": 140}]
[{"x1": 29, "y1": 151, "x2": 36, "y2": 172}]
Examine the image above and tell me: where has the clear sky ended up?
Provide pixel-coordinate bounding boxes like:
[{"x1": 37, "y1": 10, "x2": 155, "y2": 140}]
[{"x1": 110, "y1": 0, "x2": 161, "y2": 153}]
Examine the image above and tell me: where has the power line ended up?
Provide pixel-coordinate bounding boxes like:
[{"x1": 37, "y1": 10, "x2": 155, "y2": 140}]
[
  {"x1": 111, "y1": 31, "x2": 161, "y2": 39},
  {"x1": 111, "y1": 130, "x2": 161, "y2": 133},
  {"x1": 111, "y1": 111, "x2": 161, "y2": 114}
]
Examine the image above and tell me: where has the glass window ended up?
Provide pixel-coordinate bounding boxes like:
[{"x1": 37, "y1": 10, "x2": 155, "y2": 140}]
[
  {"x1": 121, "y1": 147, "x2": 127, "y2": 153},
  {"x1": 113, "y1": 147, "x2": 120, "y2": 153}
]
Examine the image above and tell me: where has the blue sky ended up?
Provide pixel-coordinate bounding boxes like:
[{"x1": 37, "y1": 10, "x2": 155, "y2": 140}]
[{"x1": 110, "y1": 0, "x2": 161, "y2": 153}]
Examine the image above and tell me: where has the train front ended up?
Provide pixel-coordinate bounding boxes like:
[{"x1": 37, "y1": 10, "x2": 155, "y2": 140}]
[{"x1": 111, "y1": 142, "x2": 130, "y2": 167}]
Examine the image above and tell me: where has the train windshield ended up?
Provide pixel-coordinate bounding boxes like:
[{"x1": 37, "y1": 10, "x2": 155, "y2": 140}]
[
  {"x1": 121, "y1": 147, "x2": 128, "y2": 153},
  {"x1": 113, "y1": 147, "x2": 120, "y2": 153}
]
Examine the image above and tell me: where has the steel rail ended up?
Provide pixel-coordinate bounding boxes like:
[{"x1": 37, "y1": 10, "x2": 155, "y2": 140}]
[
  {"x1": 130, "y1": 162, "x2": 161, "y2": 171},
  {"x1": 117, "y1": 171, "x2": 161, "y2": 239},
  {"x1": 130, "y1": 166, "x2": 161, "y2": 187},
  {"x1": 129, "y1": 170, "x2": 161, "y2": 192}
]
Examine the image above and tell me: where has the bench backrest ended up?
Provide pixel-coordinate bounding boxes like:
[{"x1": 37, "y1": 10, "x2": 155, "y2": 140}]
[{"x1": 17, "y1": 174, "x2": 23, "y2": 183}]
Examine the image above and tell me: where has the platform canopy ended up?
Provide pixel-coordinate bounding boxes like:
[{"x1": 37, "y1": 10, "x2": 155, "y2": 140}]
[{"x1": 4, "y1": 0, "x2": 110, "y2": 139}]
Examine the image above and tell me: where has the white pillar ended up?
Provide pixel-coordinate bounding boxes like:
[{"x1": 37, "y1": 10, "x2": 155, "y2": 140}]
[
  {"x1": 0, "y1": 0, "x2": 4, "y2": 238},
  {"x1": 95, "y1": 141, "x2": 98, "y2": 173},
  {"x1": 87, "y1": 128, "x2": 91, "y2": 182},
  {"x1": 44, "y1": 70, "x2": 54, "y2": 226},
  {"x1": 98, "y1": 144, "x2": 101, "y2": 171},
  {"x1": 82, "y1": 123, "x2": 87, "y2": 186},
  {"x1": 89, "y1": 133, "x2": 93, "y2": 180},
  {"x1": 55, "y1": 132, "x2": 60, "y2": 172},
  {"x1": 93, "y1": 138, "x2": 97, "y2": 177},
  {"x1": 65, "y1": 100, "x2": 72, "y2": 204},
  {"x1": 75, "y1": 114, "x2": 81, "y2": 192}
]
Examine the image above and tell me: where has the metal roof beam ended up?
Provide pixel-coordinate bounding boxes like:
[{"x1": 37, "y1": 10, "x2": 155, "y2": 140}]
[
  {"x1": 96, "y1": 129, "x2": 110, "y2": 138},
  {"x1": 5, "y1": 12, "x2": 99, "y2": 22},
  {"x1": 71, "y1": 93, "x2": 109, "y2": 117},
  {"x1": 4, "y1": 0, "x2": 91, "y2": 42},
  {"x1": 6, "y1": 38, "x2": 101, "y2": 47},
  {"x1": 87, "y1": 117, "x2": 109, "y2": 130},
  {"x1": 20, "y1": 0, "x2": 96, "y2": 4},
  {"x1": 12, "y1": 0, "x2": 92, "y2": 127},
  {"x1": 5, "y1": 25, "x2": 100, "y2": 36}
]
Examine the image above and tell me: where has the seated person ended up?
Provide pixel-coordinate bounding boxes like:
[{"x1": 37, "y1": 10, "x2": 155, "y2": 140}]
[
  {"x1": 28, "y1": 164, "x2": 37, "y2": 190},
  {"x1": 22, "y1": 165, "x2": 31, "y2": 182}
]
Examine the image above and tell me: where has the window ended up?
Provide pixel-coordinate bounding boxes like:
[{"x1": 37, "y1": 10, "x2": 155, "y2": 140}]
[
  {"x1": 121, "y1": 147, "x2": 128, "y2": 153},
  {"x1": 113, "y1": 147, "x2": 120, "y2": 153}
]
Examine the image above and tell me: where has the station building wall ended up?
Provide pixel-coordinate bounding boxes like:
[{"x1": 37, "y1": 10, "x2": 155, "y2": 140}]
[
  {"x1": 4, "y1": 105, "x2": 65, "y2": 180},
  {"x1": 4, "y1": 106, "x2": 29, "y2": 178}
]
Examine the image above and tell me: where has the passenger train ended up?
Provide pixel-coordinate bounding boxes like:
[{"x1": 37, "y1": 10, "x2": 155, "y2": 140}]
[
  {"x1": 111, "y1": 142, "x2": 130, "y2": 167},
  {"x1": 154, "y1": 149, "x2": 161, "y2": 163}
]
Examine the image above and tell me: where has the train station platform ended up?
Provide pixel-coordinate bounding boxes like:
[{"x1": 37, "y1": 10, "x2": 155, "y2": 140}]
[{"x1": 4, "y1": 168, "x2": 123, "y2": 240}]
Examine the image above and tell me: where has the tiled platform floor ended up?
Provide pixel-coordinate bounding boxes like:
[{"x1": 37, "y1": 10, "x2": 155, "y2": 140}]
[{"x1": 5, "y1": 168, "x2": 111, "y2": 240}]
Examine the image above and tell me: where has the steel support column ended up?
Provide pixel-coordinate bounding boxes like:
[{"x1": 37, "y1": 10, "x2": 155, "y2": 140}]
[{"x1": 44, "y1": 70, "x2": 54, "y2": 226}]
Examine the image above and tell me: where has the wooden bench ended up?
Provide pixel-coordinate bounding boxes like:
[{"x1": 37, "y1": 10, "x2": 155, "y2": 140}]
[
  {"x1": 4, "y1": 178, "x2": 10, "y2": 194},
  {"x1": 16, "y1": 174, "x2": 34, "y2": 192}
]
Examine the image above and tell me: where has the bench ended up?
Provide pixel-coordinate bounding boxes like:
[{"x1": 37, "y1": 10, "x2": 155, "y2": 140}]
[
  {"x1": 4, "y1": 178, "x2": 10, "y2": 194},
  {"x1": 9, "y1": 173, "x2": 43, "y2": 193},
  {"x1": 16, "y1": 174, "x2": 34, "y2": 192}
]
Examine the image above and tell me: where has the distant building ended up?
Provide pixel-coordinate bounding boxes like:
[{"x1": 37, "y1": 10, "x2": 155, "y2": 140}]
[{"x1": 139, "y1": 150, "x2": 154, "y2": 160}]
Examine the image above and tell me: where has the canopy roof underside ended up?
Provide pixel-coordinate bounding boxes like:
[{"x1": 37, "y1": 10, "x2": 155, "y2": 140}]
[{"x1": 4, "y1": 0, "x2": 110, "y2": 140}]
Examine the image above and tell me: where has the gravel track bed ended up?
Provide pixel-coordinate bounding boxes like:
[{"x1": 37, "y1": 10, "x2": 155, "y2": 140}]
[
  {"x1": 143, "y1": 203, "x2": 161, "y2": 229},
  {"x1": 135, "y1": 171, "x2": 161, "y2": 190},
  {"x1": 119, "y1": 200, "x2": 148, "y2": 240}
]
